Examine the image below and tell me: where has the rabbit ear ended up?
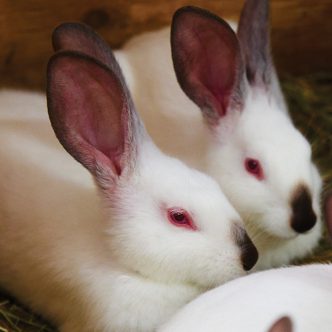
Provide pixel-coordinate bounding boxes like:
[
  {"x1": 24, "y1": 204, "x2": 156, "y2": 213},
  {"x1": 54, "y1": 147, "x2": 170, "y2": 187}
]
[
  {"x1": 237, "y1": 0, "x2": 280, "y2": 90},
  {"x1": 324, "y1": 191, "x2": 332, "y2": 239},
  {"x1": 171, "y1": 6, "x2": 245, "y2": 126},
  {"x1": 52, "y1": 23, "x2": 124, "y2": 79},
  {"x1": 47, "y1": 51, "x2": 145, "y2": 187},
  {"x1": 268, "y1": 316, "x2": 293, "y2": 332},
  {"x1": 237, "y1": 0, "x2": 287, "y2": 108}
]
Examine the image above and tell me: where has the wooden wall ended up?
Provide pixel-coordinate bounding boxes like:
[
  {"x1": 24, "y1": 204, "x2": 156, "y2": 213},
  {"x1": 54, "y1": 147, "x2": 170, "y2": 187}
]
[{"x1": 0, "y1": 0, "x2": 331, "y2": 90}]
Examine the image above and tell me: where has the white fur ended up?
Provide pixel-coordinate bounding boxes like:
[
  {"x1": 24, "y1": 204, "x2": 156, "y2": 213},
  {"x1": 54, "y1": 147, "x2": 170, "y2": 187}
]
[
  {"x1": 159, "y1": 264, "x2": 332, "y2": 332},
  {"x1": 114, "y1": 24, "x2": 322, "y2": 269},
  {"x1": 0, "y1": 87, "x2": 249, "y2": 332}
]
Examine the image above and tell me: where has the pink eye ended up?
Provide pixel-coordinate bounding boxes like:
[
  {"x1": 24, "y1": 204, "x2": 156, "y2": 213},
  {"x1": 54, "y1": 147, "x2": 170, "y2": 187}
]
[
  {"x1": 167, "y1": 208, "x2": 197, "y2": 231},
  {"x1": 245, "y1": 158, "x2": 264, "y2": 180}
]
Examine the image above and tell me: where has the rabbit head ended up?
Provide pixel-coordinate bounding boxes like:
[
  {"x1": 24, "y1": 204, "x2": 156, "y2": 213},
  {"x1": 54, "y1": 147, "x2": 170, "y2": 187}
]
[
  {"x1": 170, "y1": 2, "x2": 322, "y2": 245},
  {"x1": 47, "y1": 49, "x2": 258, "y2": 290},
  {"x1": 159, "y1": 193, "x2": 332, "y2": 332}
]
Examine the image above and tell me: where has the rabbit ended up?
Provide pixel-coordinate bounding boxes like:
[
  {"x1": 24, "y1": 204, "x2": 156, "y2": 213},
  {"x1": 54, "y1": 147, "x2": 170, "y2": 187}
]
[
  {"x1": 159, "y1": 193, "x2": 332, "y2": 332},
  {"x1": 51, "y1": 0, "x2": 323, "y2": 271},
  {"x1": 158, "y1": 263, "x2": 332, "y2": 332},
  {"x1": 0, "y1": 46, "x2": 258, "y2": 331}
]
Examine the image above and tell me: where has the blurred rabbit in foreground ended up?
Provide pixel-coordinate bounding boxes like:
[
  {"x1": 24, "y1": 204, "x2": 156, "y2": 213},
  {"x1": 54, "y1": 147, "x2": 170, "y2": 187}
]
[{"x1": 159, "y1": 263, "x2": 332, "y2": 332}]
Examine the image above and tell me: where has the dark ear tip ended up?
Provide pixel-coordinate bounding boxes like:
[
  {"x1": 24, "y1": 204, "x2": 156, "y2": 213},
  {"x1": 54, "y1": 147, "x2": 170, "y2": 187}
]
[
  {"x1": 173, "y1": 5, "x2": 203, "y2": 19},
  {"x1": 52, "y1": 22, "x2": 95, "y2": 51},
  {"x1": 52, "y1": 22, "x2": 78, "y2": 50},
  {"x1": 173, "y1": 5, "x2": 217, "y2": 20},
  {"x1": 172, "y1": 6, "x2": 199, "y2": 32},
  {"x1": 53, "y1": 22, "x2": 81, "y2": 34},
  {"x1": 172, "y1": 5, "x2": 234, "y2": 34},
  {"x1": 53, "y1": 21, "x2": 94, "y2": 37}
]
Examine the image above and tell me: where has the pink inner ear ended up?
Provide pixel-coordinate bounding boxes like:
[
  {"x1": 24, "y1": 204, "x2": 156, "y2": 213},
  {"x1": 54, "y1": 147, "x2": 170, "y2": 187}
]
[
  {"x1": 172, "y1": 8, "x2": 243, "y2": 121},
  {"x1": 186, "y1": 27, "x2": 236, "y2": 115},
  {"x1": 48, "y1": 54, "x2": 127, "y2": 177}
]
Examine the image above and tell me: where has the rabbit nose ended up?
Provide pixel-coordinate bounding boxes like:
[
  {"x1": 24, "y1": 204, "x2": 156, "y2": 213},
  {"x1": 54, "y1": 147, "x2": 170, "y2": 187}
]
[
  {"x1": 233, "y1": 224, "x2": 258, "y2": 271},
  {"x1": 290, "y1": 185, "x2": 316, "y2": 233}
]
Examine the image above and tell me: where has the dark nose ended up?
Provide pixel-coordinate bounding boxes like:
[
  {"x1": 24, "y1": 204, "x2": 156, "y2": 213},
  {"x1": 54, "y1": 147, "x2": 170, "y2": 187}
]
[
  {"x1": 233, "y1": 225, "x2": 259, "y2": 271},
  {"x1": 290, "y1": 185, "x2": 316, "y2": 233}
]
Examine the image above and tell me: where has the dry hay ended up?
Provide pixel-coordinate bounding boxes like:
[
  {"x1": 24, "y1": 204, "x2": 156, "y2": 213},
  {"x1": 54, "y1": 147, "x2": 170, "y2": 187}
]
[
  {"x1": 0, "y1": 73, "x2": 331, "y2": 331},
  {"x1": 0, "y1": 295, "x2": 54, "y2": 332}
]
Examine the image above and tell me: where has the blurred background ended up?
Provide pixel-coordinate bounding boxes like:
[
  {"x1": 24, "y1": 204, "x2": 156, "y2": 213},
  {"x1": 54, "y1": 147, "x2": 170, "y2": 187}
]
[{"x1": 0, "y1": 0, "x2": 331, "y2": 90}]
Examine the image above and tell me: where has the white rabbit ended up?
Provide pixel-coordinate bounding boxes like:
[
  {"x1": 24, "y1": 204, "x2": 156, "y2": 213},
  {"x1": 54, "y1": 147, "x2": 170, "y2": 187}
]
[
  {"x1": 159, "y1": 195, "x2": 332, "y2": 332},
  {"x1": 0, "y1": 47, "x2": 258, "y2": 331},
  {"x1": 159, "y1": 263, "x2": 332, "y2": 332},
  {"x1": 51, "y1": 0, "x2": 323, "y2": 270},
  {"x1": 160, "y1": 264, "x2": 332, "y2": 332}
]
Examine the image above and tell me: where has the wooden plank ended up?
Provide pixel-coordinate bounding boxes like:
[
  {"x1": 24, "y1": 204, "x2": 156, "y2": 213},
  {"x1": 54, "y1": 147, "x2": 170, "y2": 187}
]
[{"x1": 0, "y1": 0, "x2": 331, "y2": 89}]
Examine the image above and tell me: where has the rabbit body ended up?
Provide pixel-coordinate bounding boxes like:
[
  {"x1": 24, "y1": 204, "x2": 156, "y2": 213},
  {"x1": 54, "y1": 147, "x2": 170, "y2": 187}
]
[
  {"x1": 0, "y1": 90, "x2": 198, "y2": 332},
  {"x1": 159, "y1": 264, "x2": 332, "y2": 332},
  {"x1": 0, "y1": 49, "x2": 253, "y2": 331},
  {"x1": 113, "y1": 3, "x2": 323, "y2": 269}
]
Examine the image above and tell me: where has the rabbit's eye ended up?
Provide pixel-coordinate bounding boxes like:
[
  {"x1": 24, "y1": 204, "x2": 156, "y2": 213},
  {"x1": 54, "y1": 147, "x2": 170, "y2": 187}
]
[
  {"x1": 245, "y1": 158, "x2": 264, "y2": 180},
  {"x1": 167, "y1": 208, "x2": 197, "y2": 230}
]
